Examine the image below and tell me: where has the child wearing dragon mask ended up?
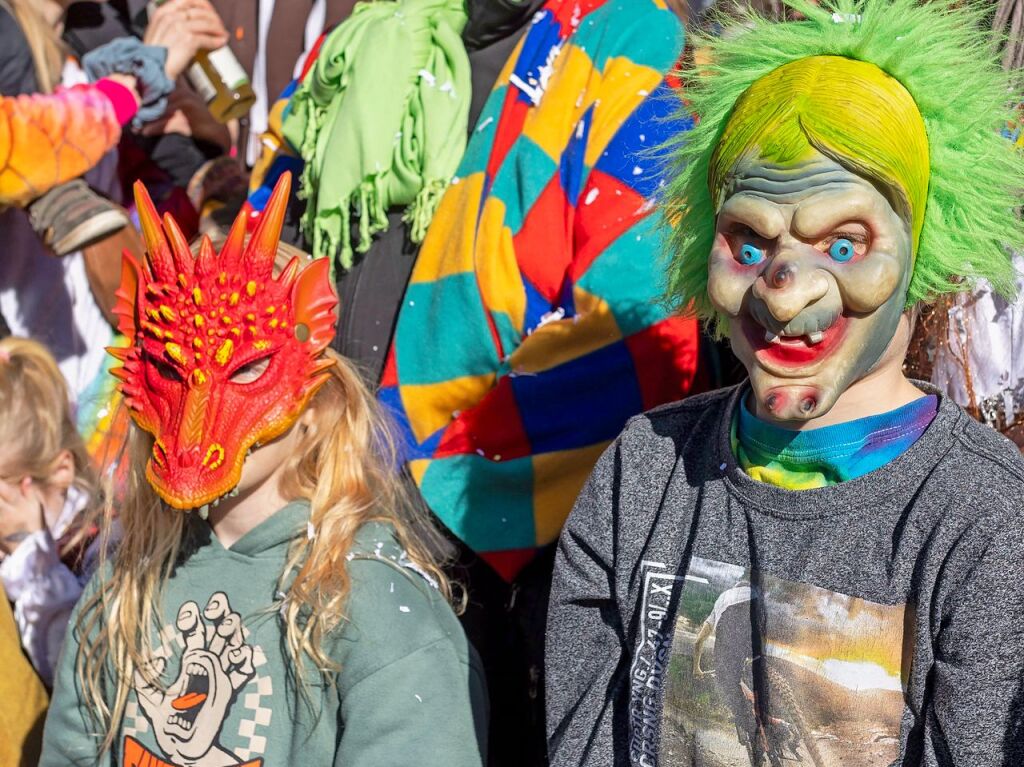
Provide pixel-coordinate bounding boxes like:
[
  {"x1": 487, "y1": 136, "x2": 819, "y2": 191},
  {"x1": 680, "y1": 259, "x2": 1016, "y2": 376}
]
[
  {"x1": 39, "y1": 174, "x2": 487, "y2": 767},
  {"x1": 546, "y1": 1, "x2": 1024, "y2": 765}
]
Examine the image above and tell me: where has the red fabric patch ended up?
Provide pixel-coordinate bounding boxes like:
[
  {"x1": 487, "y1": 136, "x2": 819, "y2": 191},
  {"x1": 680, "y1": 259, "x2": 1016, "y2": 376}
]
[
  {"x1": 512, "y1": 176, "x2": 571, "y2": 302},
  {"x1": 624, "y1": 317, "x2": 701, "y2": 410},
  {"x1": 481, "y1": 548, "x2": 537, "y2": 583},
  {"x1": 486, "y1": 89, "x2": 531, "y2": 183},
  {"x1": 380, "y1": 346, "x2": 399, "y2": 388},
  {"x1": 551, "y1": 0, "x2": 608, "y2": 28},
  {"x1": 435, "y1": 377, "x2": 533, "y2": 461},
  {"x1": 571, "y1": 171, "x2": 647, "y2": 283}
]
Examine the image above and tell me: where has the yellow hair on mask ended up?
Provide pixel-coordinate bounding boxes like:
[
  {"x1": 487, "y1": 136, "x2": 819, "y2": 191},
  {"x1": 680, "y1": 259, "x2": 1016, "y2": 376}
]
[{"x1": 710, "y1": 55, "x2": 929, "y2": 253}]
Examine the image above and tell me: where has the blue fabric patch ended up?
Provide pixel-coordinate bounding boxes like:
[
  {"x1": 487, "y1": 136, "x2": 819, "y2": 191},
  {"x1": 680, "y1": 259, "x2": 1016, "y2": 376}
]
[{"x1": 511, "y1": 341, "x2": 643, "y2": 453}]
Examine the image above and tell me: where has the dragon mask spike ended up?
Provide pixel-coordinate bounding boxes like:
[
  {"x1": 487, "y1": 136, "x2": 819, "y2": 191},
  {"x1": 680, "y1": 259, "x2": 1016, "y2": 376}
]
[
  {"x1": 108, "y1": 176, "x2": 339, "y2": 511},
  {"x1": 162, "y1": 211, "x2": 196, "y2": 275},
  {"x1": 132, "y1": 181, "x2": 176, "y2": 283},
  {"x1": 242, "y1": 172, "x2": 291, "y2": 281},
  {"x1": 196, "y1": 235, "x2": 218, "y2": 276},
  {"x1": 219, "y1": 199, "x2": 249, "y2": 273}
]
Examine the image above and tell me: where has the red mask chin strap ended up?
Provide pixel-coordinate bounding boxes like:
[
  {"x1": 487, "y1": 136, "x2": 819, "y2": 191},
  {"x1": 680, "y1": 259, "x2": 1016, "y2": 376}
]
[{"x1": 109, "y1": 172, "x2": 338, "y2": 510}]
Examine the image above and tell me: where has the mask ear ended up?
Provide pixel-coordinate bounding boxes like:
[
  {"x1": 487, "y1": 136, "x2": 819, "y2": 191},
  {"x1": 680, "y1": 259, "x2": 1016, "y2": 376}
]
[{"x1": 291, "y1": 257, "x2": 338, "y2": 354}]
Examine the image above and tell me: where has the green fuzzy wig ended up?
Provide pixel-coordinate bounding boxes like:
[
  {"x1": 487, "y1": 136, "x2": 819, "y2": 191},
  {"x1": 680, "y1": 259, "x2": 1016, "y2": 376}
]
[{"x1": 661, "y1": 0, "x2": 1024, "y2": 333}]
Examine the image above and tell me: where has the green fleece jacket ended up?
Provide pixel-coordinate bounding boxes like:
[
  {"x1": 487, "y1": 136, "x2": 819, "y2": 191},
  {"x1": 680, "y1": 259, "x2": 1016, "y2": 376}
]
[{"x1": 39, "y1": 502, "x2": 487, "y2": 767}]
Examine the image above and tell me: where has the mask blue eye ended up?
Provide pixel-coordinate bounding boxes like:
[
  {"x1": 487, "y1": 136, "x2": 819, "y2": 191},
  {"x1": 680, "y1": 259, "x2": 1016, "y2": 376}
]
[
  {"x1": 738, "y1": 243, "x2": 764, "y2": 265},
  {"x1": 828, "y1": 238, "x2": 856, "y2": 262}
]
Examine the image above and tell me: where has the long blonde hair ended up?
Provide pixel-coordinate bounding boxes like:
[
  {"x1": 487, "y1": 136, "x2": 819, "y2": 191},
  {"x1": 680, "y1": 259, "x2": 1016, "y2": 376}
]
[
  {"x1": 0, "y1": 336, "x2": 95, "y2": 504},
  {"x1": 3, "y1": 0, "x2": 63, "y2": 92},
  {"x1": 75, "y1": 258, "x2": 456, "y2": 753}
]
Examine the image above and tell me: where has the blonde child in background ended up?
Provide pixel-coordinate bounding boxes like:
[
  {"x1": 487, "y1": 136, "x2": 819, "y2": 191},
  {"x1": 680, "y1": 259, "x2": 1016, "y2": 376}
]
[{"x1": 0, "y1": 336, "x2": 98, "y2": 687}]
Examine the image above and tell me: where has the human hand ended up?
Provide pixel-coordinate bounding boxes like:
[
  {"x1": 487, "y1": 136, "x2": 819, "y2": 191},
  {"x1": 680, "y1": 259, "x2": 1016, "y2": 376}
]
[
  {"x1": 0, "y1": 477, "x2": 45, "y2": 555},
  {"x1": 141, "y1": 84, "x2": 232, "y2": 151},
  {"x1": 144, "y1": 0, "x2": 229, "y2": 81}
]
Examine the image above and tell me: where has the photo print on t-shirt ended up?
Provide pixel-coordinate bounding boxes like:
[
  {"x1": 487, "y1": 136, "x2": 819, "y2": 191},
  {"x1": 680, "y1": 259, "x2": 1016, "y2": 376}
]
[{"x1": 660, "y1": 557, "x2": 912, "y2": 767}]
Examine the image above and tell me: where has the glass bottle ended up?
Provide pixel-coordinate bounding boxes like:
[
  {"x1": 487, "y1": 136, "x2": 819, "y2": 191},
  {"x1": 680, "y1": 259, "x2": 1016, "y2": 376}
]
[{"x1": 148, "y1": 1, "x2": 256, "y2": 123}]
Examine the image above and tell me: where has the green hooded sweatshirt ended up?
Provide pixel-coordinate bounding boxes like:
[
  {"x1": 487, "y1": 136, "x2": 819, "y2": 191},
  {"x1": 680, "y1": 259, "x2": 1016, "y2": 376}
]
[{"x1": 39, "y1": 502, "x2": 487, "y2": 767}]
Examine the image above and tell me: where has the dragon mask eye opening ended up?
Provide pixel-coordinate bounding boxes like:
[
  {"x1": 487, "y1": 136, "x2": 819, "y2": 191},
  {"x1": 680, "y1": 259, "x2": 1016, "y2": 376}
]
[
  {"x1": 145, "y1": 351, "x2": 185, "y2": 383},
  {"x1": 229, "y1": 355, "x2": 273, "y2": 384}
]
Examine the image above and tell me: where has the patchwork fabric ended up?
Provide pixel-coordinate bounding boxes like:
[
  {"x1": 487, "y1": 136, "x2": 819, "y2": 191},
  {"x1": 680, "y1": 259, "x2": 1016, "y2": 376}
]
[{"x1": 382, "y1": 0, "x2": 700, "y2": 580}]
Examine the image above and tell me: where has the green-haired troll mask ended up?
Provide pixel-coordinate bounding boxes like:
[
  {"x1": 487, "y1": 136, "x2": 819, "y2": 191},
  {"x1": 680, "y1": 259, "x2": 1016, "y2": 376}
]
[{"x1": 663, "y1": 0, "x2": 1024, "y2": 422}]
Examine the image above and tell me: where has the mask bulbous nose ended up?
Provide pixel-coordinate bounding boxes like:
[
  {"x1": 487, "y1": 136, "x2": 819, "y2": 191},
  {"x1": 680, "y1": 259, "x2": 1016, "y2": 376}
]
[{"x1": 752, "y1": 258, "x2": 830, "y2": 324}]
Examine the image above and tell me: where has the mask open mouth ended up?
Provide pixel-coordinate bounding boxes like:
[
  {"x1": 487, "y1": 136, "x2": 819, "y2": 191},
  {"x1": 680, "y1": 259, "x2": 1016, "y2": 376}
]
[
  {"x1": 763, "y1": 330, "x2": 826, "y2": 346},
  {"x1": 744, "y1": 315, "x2": 849, "y2": 368},
  {"x1": 169, "y1": 662, "x2": 211, "y2": 732}
]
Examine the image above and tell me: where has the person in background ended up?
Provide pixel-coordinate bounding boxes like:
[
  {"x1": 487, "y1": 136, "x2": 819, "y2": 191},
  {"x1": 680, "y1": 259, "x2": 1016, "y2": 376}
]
[
  {"x1": 372, "y1": 0, "x2": 702, "y2": 763},
  {"x1": 0, "y1": 337, "x2": 99, "y2": 688}
]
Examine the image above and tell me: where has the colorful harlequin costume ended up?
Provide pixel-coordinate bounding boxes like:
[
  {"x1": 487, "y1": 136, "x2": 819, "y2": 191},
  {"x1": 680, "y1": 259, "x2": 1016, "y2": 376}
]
[
  {"x1": 546, "y1": 1, "x2": 1024, "y2": 765},
  {"x1": 110, "y1": 173, "x2": 338, "y2": 510},
  {"x1": 380, "y1": 0, "x2": 701, "y2": 581}
]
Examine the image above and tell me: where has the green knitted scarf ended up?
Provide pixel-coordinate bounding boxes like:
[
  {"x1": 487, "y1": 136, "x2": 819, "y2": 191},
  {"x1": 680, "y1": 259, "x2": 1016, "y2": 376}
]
[{"x1": 283, "y1": 0, "x2": 470, "y2": 271}]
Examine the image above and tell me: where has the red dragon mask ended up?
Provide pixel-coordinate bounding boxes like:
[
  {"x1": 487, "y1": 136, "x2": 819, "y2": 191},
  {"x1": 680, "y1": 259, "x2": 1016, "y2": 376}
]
[{"x1": 109, "y1": 173, "x2": 337, "y2": 510}]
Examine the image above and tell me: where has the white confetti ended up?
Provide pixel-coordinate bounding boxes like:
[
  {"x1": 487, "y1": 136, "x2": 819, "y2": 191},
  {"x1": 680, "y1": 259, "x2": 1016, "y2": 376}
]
[
  {"x1": 399, "y1": 606, "x2": 411, "y2": 613},
  {"x1": 307, "y1": 521, "x2": 315, "y2": 541},
  {"x1": 476, "y1": 116, "x2": 494, "y2": 133},
  {"x1": 418, "y1": 69, "x2": 436, "y2": 87},
  {"x1": 584, "y1": 188, "x2": 600, "y2": 205},
  {"x1": 415, "y1": 694, "x2": 423, "y2": 703},
  {"x1": 632, "y1": 166, "x2": 644, "y2": 176},
  {"x1": 719, "y1": 462, "x2": 727, "y2": 471}
]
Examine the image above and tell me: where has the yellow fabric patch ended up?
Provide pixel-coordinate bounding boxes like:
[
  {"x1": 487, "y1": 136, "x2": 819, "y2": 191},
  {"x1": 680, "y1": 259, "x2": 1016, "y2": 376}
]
[
  {"x1": 409, "y1": 458, "x2": 431, "y2": 486},
  {"x1": 521, "y1": 44, "x2": 597, "y2": 163},
  {"x1": 584, "y1": 56, "x2": 663, "y2": 167},
  {"x1": 475, "y1": 196, "x2": 525, "y2": 334},
  {"x1": 532, "y1": 442, "x2": 611, "y2": 545},
  {"x1": 506, "y1": 287, "x2": 622, "y2": 374},
  {"x1": 410, "y1": 173, "x2": 485, "y2": 285},
  {"x1": 401, "y1": 372, "x2": 497, "y2": 444}
]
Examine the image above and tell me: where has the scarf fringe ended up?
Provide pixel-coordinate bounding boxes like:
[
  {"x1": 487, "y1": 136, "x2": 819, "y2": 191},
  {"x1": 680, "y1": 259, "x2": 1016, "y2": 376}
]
[{"x1": 404, "y1": 178, "x2": 449, "y2": 244}]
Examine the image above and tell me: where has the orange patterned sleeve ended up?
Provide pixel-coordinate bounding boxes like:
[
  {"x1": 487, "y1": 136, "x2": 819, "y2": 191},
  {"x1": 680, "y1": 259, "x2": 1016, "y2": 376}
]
[{"x1": 0, "y1": 83, "x2": 122, "y2": 207}]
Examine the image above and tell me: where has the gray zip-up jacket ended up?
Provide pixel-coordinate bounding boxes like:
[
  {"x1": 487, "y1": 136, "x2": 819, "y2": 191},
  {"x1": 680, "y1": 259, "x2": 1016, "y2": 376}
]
[{"x1": 546, "y1": 384, "x2": 1024, "y2": 767}]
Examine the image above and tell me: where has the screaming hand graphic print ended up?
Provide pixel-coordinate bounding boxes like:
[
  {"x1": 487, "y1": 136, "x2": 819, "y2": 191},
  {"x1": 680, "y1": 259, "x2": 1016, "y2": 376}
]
[{"x1": 124, "y1": 592, "x2": 269, "y2": 767}]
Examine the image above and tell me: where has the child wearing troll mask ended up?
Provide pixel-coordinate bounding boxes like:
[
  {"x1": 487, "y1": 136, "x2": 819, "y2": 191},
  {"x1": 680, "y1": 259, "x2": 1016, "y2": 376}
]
[{"x1": 546, "y1": 1, "x2": 1024, "y2": 766}]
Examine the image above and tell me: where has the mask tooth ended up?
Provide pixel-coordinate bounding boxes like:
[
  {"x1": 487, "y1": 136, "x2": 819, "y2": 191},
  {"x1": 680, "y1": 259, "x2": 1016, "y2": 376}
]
[
  {"x1": 198, "y1": 505, "x2": 209, "y2": 520},
  {"x1": 807, "y1": 331, "x2": 824, "y2": 345},
  {"x1": 764, "y1": 330, "x2": 781, "y2": 345}
]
